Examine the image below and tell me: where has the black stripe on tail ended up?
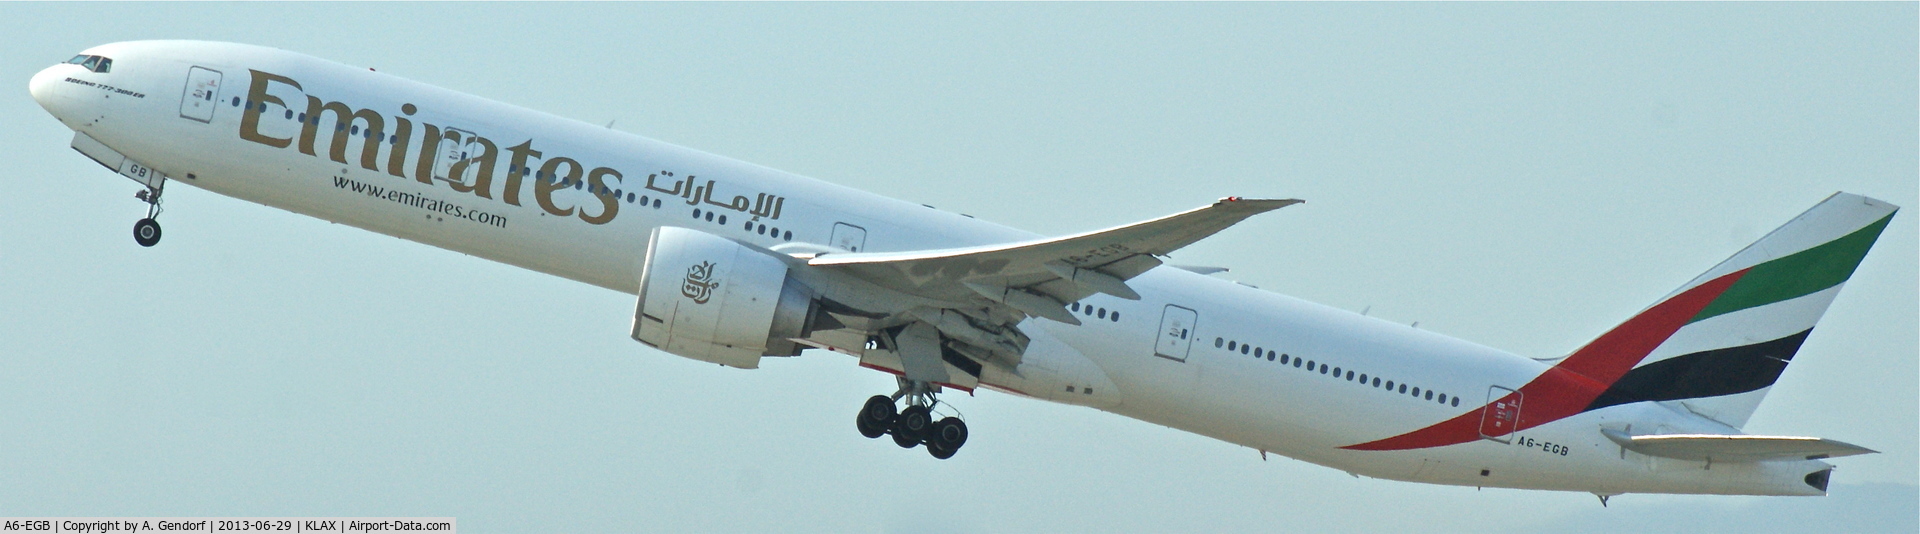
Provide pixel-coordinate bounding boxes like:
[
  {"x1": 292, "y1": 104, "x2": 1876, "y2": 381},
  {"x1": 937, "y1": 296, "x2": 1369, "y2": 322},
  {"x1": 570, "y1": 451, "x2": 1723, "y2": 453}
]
[{"x1": 1585, "y1": 329, "x2": 1813, "y2": 412}]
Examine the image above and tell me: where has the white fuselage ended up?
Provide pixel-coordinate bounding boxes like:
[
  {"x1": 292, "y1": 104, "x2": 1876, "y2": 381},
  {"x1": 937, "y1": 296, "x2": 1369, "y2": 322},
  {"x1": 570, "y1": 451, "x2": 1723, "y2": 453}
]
[{"x1": 30, "y1": 40, "x2": 1829, "y2": 496}]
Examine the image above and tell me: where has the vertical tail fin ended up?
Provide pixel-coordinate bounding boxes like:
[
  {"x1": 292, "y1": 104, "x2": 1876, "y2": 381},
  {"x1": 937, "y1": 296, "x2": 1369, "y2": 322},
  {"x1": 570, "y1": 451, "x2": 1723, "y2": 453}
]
[{"x1": 1581, "y1": 192, "x2": 1897, "y2": 428}]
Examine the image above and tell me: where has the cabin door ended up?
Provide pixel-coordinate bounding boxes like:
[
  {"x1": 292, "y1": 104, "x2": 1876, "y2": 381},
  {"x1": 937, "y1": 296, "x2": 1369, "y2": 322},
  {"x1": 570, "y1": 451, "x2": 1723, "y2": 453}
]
[
  {"x1": 178, "y1": 66, "x2": 222, "y2": 123},
  {"x1": 1153, "y1": 304, "x2": 1198, "y2": 362},
  {"x1": 432, "y1": 128, "x2": 480, "y2": 184},
  {"x1": 830, "y1": 223, "x2": 867, "y2": 252},
  {"x1": 1478, "y1": 386, "x2": 1523, "y2": 443}
]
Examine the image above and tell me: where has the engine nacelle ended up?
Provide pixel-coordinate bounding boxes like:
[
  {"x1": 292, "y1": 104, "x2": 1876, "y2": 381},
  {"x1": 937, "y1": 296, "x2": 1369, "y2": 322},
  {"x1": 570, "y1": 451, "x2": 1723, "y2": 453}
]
[{"x1": 632, "y1": 226, "x2": 815, "y2": 369}]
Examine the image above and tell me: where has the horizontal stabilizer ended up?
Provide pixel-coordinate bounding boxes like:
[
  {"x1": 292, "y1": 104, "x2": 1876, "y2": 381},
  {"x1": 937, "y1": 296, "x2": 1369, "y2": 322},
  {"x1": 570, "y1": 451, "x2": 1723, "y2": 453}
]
[{"x1": 1601, "y1": 429, "x2": 1876, "y2": 462}]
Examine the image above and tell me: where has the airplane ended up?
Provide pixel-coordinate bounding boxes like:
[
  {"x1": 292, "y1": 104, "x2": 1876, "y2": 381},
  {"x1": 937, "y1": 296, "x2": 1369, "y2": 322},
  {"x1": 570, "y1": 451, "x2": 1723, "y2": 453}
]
[{"x1": 29, "y1": 40, "x2": 1897, "y2": 499}]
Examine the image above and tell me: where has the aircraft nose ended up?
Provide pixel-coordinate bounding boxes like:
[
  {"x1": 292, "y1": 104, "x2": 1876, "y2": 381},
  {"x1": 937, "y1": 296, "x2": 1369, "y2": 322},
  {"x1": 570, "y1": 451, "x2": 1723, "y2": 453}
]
[{"x1": 29, "y1": 65, "x2": 67, "y2": 114}]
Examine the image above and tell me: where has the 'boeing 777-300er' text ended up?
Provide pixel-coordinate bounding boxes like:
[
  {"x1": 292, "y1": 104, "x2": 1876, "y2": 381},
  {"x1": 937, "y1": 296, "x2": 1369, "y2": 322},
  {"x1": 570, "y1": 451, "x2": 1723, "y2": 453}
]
[{"x1": 30, "y1": 41, "x2": 1897, "y2": 500}]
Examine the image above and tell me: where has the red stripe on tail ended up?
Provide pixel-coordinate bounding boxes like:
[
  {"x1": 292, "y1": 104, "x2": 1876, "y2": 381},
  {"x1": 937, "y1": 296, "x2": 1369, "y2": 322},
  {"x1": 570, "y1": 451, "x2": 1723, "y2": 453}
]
[{"x1": 1341, "y1": 268, "x2": 1749, "y2": 451}]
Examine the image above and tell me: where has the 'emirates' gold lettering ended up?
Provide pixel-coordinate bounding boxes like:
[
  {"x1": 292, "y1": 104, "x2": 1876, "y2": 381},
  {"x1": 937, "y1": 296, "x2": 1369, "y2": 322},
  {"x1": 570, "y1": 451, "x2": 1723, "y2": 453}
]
[{"x1": 234, "y1": 69, "x2": 790, "y2": 228}]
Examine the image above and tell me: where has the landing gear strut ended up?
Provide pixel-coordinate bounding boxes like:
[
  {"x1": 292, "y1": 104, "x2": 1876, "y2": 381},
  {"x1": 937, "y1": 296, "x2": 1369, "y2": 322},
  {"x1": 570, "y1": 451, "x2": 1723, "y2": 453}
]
[
  {"x1": 855, "y1": 377, "x2": 969, "y2": 459},
  {"x1": 132, "y1": 180, "x2": 164, "y2": 247}
]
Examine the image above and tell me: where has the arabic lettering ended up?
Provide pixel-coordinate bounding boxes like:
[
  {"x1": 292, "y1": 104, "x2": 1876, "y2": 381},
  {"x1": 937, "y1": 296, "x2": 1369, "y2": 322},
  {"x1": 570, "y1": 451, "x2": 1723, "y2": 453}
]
[
  {"x1": 643, "y1": 171, "x2": 683, "y2": 196},
  {"x1": 644, "y1": 171, "x2": 787, "y2": 220}
]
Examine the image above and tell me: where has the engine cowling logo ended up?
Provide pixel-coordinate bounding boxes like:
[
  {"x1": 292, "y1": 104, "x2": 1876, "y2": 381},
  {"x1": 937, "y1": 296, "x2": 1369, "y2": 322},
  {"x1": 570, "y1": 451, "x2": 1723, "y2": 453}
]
[{"x1": 681, "y1": 261, "x2": 720, "y2": 304}]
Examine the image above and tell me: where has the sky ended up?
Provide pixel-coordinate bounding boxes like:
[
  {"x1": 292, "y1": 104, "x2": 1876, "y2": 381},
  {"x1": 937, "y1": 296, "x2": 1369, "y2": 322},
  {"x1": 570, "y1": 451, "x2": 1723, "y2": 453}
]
[{"x1": 1, "y1": 3, "x2": 1914, "y2": 533}]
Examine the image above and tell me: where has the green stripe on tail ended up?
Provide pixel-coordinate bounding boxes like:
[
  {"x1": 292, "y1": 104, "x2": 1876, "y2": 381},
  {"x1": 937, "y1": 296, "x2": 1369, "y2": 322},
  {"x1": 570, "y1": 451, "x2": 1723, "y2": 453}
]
[{"x1": 1690, "y1": 214, "x2": 1893, "y2": 324}]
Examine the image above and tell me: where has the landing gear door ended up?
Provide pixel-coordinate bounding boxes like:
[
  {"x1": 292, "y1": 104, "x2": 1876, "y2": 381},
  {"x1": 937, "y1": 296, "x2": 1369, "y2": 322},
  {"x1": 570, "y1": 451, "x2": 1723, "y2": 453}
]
[
  {"x1": 1153, "y1": 304, "x2": 1198, "y2": 362},
  {"x1": 178, "y1": 66, "x2": 221, "y2": 123},
  {"x1": 1478, "y1": 386, "x2": 1522, "y2": 443},
  {"x1": 830, "y1": 223, "x2": 867, "y2": 252}
]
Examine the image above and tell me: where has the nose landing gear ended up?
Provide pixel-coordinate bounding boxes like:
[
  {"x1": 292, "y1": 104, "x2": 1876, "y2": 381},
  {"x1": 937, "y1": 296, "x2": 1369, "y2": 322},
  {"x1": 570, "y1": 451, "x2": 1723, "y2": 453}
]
[
  {"x1": 855, "y1": 378, "x2": 970, "y2": 459},
  {"x1": 132, "y1": 180, "x2": 164, "y2": 247}
]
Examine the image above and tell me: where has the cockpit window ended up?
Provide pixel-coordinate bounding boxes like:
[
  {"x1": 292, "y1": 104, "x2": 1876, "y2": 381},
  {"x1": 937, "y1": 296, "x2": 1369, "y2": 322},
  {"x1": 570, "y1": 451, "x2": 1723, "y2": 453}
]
[{"x1": 67, "y1": 54, "x2": 112, "y2": 73}]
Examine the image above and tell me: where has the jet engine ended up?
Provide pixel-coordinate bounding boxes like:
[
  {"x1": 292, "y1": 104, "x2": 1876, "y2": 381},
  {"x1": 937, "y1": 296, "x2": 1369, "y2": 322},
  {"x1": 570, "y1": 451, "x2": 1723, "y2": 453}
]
[{"x1": 632, "y1": 226, "x2": 816, "y2": 369}]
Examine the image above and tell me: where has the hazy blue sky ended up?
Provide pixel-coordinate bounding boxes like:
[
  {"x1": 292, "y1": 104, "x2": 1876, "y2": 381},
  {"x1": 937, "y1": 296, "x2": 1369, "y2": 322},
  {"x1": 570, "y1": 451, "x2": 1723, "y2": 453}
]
[{"x1": 2, "y1": 3, "x2": 1913, "y2": 533}]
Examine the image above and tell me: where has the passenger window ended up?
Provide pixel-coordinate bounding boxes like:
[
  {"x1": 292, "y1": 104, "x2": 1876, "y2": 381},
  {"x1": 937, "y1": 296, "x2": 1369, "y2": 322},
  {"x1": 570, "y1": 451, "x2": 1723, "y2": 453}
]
[
  {"x1": 1452, "y1": 397, "x2": 1460, "y2": 407},
  {"x1": 1110, "y1": 311, "x2": 1120, "y2": 322},
  {"x1": 1279, "y1": 354, "x2": 1289, "y2": 364},
  {"x1": 1425, "y1": 391, "x2": 1434, "y2": 401},
  {"x1": 1227, "y1": 341, "x2": 1237, "y2": 351},
  {"x1": 1265, "y1": 352, "x2": 1273, "y2": 361},
  {"x1": 1073, "y1": 303, "x2": 1083, "y2": 313},
  {"x1": 1253, "y1": 348, "x2": 1263, "y2": 358},
  {"x1": 1359, "y1": 373, "x2": 1368, "y2": 383},
  {"x1": 1437, "y1": 393, "x2": 1446, "y2": 404},
  {"x1": 1240, "y1": 344, "x2": 1250, "y2": 355},
  {"x1": 1332, "y1": 367, "x2": 1341, "y2": 376},
  {"x1": 1411, "y1": 387, "x2": 1421, "y2": 397},
  {"x1": 1097, "y1": 309, "x2": 1106, "y2": 320},
  {"x1": 1387, "y1": 381, "x2": 1396, "y2": 390}
]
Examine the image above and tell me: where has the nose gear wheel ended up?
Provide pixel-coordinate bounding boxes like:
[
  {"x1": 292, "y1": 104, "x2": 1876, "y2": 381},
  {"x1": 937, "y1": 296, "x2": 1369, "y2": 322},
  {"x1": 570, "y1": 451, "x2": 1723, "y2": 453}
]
[
  {"x1": 132, "y1": 180, "x2": 166, "y2": 247},
  {"x1": 133, "y1": 218, "x2": 162, "y2": 247}
]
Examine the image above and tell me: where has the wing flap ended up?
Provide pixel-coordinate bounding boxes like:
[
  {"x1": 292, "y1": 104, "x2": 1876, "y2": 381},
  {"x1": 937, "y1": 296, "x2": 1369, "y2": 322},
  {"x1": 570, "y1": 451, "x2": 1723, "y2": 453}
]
[{"x1": 1602, "y1": 429, "x2": 1877, "y2": 462}]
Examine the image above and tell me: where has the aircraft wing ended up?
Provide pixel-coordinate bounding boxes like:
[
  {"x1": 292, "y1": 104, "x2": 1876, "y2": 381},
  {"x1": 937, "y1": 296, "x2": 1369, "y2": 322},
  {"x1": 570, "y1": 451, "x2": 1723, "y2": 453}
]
[
  {"x1": 807, "y1": 197, "x2": 1300, "y2": 325},
  {"x1": 1601, "y1": 429, "x2": 1877, "y2": 462}
]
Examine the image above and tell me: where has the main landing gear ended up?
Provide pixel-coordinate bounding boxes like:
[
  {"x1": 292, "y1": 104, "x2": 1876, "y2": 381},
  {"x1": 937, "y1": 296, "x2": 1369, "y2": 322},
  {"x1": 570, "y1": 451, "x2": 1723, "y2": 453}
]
[
  {"x1": 132, "y1": 179, "x2": 165, "y2": 247},
  {"x1": 856, "y1": 378, "x2": 969, "y2": 459}
]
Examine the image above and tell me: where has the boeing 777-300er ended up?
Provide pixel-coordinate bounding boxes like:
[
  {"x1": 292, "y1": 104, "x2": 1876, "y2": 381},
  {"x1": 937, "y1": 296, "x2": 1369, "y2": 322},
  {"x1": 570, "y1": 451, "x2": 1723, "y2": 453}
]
[{"x1": 30, "y1": 41, "x2": 1898, "y2": 500}]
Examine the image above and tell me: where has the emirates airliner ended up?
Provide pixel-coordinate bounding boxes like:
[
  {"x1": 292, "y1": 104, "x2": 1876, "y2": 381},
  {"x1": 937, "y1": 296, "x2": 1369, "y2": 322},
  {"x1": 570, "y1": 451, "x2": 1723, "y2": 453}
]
[{"x1": 30, "y1": 41, "x2": 1896, "y2": 500}]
